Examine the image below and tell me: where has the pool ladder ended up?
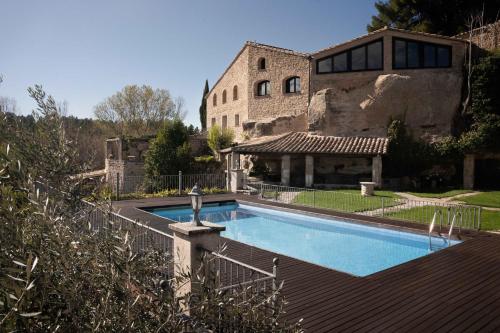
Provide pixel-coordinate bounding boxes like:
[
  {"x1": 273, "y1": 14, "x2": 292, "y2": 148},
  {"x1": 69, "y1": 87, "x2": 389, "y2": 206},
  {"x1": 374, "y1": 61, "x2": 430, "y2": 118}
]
[{"x1": 429, "y1": 210, "x2": 461, "y2": 251}]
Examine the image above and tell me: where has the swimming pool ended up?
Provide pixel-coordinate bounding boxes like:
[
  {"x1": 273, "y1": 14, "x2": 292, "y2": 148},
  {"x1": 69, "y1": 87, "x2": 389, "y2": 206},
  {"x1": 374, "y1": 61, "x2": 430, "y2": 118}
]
[{"x1": 146, "y1": 202, "x2": 461, "y2": 276}]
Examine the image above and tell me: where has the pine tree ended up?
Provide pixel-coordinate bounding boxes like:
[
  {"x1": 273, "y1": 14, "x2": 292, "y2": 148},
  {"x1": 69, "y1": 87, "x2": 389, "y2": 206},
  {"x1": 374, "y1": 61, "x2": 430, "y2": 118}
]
[{"x1": 199, "y1": 80, "x2": 209, "y2": 130}]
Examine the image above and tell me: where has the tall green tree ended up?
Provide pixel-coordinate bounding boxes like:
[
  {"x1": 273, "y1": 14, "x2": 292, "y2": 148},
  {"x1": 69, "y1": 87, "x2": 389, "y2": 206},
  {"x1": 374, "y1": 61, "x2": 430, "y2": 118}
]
[
  {"x1": 368, "y1": 0, "x2": 500, "y2": 35},
  {"x1": 199, "y1": 80, "x2": 209, "y2": 130},
  {"x1": 144, "y1": 119, "x2": 192, "y2": 177},
  {"x1": 207, "y1": 124, "x2": 234, "y2": 159}
]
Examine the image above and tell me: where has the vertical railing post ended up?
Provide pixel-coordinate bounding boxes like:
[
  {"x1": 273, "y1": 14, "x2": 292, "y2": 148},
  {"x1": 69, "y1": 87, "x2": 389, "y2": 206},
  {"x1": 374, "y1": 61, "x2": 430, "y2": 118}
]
[
  {"x1": 478, "y1": 206, "x2": 482, "y2": 230},
  {"x1": 313, "y1": 189, "x2": 316, "y2": 208},
  {"x1": 116, "y1": 172, "x2": 120, "y2": 201},
  {"x1": 381, "y1": 197, "x2": 385, "y2": 217},
  {"x1": 272, "y1": 257, "x2": 279, "y2": 314},
  {"x1": 178, "y1": 170, "x2": 182, "y2": 195}
]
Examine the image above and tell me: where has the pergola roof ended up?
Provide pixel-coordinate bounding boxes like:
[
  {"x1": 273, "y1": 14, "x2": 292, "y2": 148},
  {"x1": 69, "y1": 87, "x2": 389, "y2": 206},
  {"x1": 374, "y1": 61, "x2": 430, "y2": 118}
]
[{"x1": 222, "y1": 132, "x2": 388, "y2": 156}]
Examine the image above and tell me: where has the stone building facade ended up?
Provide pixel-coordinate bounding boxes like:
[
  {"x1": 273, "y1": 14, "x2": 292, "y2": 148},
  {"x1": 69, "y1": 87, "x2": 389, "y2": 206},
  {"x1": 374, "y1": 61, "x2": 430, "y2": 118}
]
[
  {"x1": 208, "y1": 26, "x2": 479, "y2": 188},
  {"x1": 209, "y1": 27, "x2": 472, "y2": 188}
]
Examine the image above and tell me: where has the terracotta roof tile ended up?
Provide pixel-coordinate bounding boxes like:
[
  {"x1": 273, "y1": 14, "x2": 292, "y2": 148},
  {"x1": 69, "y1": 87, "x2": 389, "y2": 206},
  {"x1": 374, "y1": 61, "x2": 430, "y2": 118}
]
[{"x1": 229, "y1": 132, "x2": 388, "y2": 155}]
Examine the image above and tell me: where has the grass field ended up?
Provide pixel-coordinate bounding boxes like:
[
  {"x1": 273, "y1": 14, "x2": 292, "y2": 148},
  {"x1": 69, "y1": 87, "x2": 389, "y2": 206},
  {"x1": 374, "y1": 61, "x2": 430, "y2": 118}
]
[
  {"x1": 293, "y1": 189, "x2": 401, "y2": 213},
  {"x1": 459, "y1": 191, "x2": 500, "y2": 208},
  {"x1": 406, "y1": 189, "x2": 472, "y2": 199},
  {"x1": 385, "y1": 205, "x2": 498, "y2": 230}
]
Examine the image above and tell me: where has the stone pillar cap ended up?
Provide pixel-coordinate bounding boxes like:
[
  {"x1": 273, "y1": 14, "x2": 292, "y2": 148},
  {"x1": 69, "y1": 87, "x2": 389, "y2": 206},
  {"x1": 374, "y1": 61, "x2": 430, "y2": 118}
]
[{"x1": 168, "y1": 222, "x2": 226, "y2": 236}]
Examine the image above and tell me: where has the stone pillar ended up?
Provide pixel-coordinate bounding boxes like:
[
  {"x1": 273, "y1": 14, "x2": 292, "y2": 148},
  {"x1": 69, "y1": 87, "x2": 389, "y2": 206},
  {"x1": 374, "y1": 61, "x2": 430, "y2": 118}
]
[
  {"x1": 360, "y1": 182, "x2": 376, "y2": 196},
  {"x1": 305, "y1": 155, "x2": 314, "y2": 187},
  {"x1": 231, "y1": 152, "x2": 240, "y2": 169},
  {"x1": 168, "y1": 222, "x2": 226, "y2": 310},
  {"x1": 230, "y1": 169, "x2": 244, "y2": 192},
  {"x1": 372, "y1": 155, "x2": 383, "y2": 188},
  {"x1": 463, "y1": 154, "x2": 475, "y2": 190},
  {"x1": 281, "y1": 155, "x2": 291, "y2": 186},
  {"x1": 225, "y1": 154, "x2": 231, "y2": 190}
]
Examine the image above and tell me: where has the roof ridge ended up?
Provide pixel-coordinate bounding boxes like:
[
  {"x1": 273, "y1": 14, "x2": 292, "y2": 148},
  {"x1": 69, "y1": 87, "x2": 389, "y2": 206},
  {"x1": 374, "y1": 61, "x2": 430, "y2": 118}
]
[{"x1": 245, "y1": 41, "x2": 310, "y2": 57}]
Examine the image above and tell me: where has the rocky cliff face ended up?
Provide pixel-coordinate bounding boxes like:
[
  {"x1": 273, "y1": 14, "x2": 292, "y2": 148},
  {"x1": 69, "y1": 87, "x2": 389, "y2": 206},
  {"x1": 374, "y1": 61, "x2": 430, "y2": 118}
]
[
  {"x1": 242, "y1": 113, "x2": 307, "y2": 138},
  {"x1": 308, "y1": 73, "x2": 463, "y2": 141}
]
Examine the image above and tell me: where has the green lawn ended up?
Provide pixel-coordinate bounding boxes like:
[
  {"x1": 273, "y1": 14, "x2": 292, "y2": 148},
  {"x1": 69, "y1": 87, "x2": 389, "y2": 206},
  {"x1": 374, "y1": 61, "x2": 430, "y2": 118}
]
[
  {"x1": 385, "y1": 205, "x2": 499, "y2": 230},
  {"x1": 459, "y1": 191, "x2": 500, "y2": 208},
  {"x1": 293, "y1": 189, "x2": 401, "y2": 213},
  {"x1": 406, "y1": 189, "x2": 472, "y2": 199}
]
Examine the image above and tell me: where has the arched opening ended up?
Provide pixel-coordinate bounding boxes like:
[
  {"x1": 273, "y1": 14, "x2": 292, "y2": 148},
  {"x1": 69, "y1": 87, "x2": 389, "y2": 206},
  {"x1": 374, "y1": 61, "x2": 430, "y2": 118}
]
[
  {"x1": 258, "y1": 58, "x2": 266, "y2": 70},
  {"x1": 257, "y1": 80, "x2": 271, "y2": 96},
  {"x1": 222, "y1": 90, "x2": 227, "y2": 104},
  {"x1": 213, "y1": 93, "x2": 217, "y2": 106},
  {"x1": 285, "y1": 76, "x2": 301, "y2": 93},
  {"x1": 233, "y1": 85, "x2": 238, "y2": 100}
]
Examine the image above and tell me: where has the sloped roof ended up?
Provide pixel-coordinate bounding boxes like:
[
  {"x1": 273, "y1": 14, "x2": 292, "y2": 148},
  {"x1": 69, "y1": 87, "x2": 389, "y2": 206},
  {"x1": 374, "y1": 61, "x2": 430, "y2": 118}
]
[{"x1": 224, "y1": 132, "x2": 388, "y2": 155}]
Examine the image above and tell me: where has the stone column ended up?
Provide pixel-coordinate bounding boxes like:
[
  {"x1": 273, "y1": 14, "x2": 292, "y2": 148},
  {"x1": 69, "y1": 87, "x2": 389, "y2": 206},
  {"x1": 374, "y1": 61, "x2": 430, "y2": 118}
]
[
  {"x1": 372, "y1": 155, "x2": 383, "y2": 188},
  {"x1": 231, "y1": 152, "x2": 240, "y2": 169},
  {"x1": 168, "y1": 222, "x2": 226, "y2": 311},
  {"x1": 281, "y1": 155, "x2": 291, "y2": 186},
  {"x1": 305, "y1": 155, "x2": 314, "y2": 187},
  {"x1": 225, "y1": 154, "x2": 231, "y2": 190},
  {"x1": 230, "y1": 169, "x2": 244, "y2": 192},
  {"x1": 463, "y1": 154, "x2": 475, "y2": 190}
]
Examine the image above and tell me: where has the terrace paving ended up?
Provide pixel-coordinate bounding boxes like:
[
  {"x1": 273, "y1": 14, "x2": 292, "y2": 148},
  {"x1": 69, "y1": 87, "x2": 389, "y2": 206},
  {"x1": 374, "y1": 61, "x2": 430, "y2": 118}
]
[{"x1": 113, "y1": 194, "x2": 500, "y2": 332}]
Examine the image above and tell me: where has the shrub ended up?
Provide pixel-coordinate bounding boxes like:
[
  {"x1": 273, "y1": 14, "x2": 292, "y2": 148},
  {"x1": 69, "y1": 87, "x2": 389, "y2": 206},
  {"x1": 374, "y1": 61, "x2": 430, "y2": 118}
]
[{"x1": 207, "y1": 125, "x2": 234, "y2": 158}]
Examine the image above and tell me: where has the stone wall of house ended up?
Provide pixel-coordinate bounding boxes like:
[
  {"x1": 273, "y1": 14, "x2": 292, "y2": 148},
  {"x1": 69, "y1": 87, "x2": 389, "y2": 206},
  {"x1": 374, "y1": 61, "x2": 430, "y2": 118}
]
[
  {"x1": 246, "y1": 44, "x2": 310, "y2": 124},
  {"x1": 206, "y1": 47, "x2": 250, "y2": 142},
  {"x1": 242, "y1": 113, "x2": 307, "y2": 138},
  {"x1": 310, "y1": 30, "x2": 466, "y2": 141},
  {"x1": 455, "y1": 20, "x2": 500, "y2": 51}
]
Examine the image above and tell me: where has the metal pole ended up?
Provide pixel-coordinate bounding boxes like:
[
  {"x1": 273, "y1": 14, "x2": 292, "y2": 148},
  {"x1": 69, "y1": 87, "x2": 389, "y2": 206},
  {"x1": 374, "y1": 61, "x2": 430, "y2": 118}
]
[
  {"x1": 178, "y1": 170, "x2": 182, "y2": 195},
  {"x1": 381, "y1": 197, "x2": 385, "y2": 217},
  {"x1": 116, "y1": 172, "x2": 120, "y2": 201},
  {"x1": 272, "y1": 257, "x2": 279, "y2": 314},
  {"x1": 478, "y1": 206, "x2": 482, "y2": 230}
]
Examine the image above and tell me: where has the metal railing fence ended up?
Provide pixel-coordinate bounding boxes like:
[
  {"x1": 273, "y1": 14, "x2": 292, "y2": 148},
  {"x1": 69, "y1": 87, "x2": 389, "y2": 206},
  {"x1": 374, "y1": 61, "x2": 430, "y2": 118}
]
[
  {"x1": 82, "y1": 200, "x2": 174, "y2": 278},
  {"x1": 109, "y1": 172, "x2": 227, "y2": 195},
  {"x1": 247, "y1": 182, "x2": 482, "y2": 230}
]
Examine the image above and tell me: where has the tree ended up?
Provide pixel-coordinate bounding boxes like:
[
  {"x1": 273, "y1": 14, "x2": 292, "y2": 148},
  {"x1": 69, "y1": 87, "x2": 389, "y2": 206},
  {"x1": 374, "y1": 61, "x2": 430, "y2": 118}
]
[
  {"x1": 367, "y1": 0, "x2": 500, "y2": 35},
  {"x1": 144, "y1": 119, "x2": 192, "y2": 177},
  {"x1": 207, "y1": 125, "x2": 234, "y2": 158},
  {"x1": 199, "y1": 80, "x2": 209, "y2": 130},
  {"x1": 94, "y1": 85, "x2": 184, "y2": 137}
]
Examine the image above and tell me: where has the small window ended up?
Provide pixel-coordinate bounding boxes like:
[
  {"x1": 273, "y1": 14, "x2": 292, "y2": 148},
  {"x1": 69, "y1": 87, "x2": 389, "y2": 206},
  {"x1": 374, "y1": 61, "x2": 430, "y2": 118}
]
[
  {"x1": 285, "y1": 77, "x2": 301, "y2": 93},
  {"x1": 233, "y1": 85, "x2": 238, "y2": 100},
  {"x1": 235, "y1": 114, "x2": 240, "y2": 127},
  {"x1": 424, "y1": 44, "x2": 436, "y2": 67},
  {"x1": 317, "y1": 57, "x2": 333, "y2": 73},
  {"x1": 437, "y1": 47, "x2": 450, "y2": 67},
  {"x1": 351, "y1": 46, "x2": 366, "y2": 71},
  {"x1": 211, "y1": 118, "x2": 216, "y2": 127},
  {"x1": 257, "y1": 81, "x2": 270, "y2": 96},
  {"x1": 258, "y1": 58, "x2": 266, "y2": 70},
  {"x1": 367, "y1": 40, "x2": 383, "y2": 70},
  {"x1": 213, "y1": 94, "x2": 217, "y2": 106},
  {"x1": 333, "y1": 52, "x2": 348, "y2": 72},
  {"x1": 394, "y1": 40, "x2": 406, "y2": 69},
  {"x1": 222, "y1": 115, "x2": 227, "y2": 129},
  {"x1": 222, "y1": 90, "x2": 227, "y2": 104}
]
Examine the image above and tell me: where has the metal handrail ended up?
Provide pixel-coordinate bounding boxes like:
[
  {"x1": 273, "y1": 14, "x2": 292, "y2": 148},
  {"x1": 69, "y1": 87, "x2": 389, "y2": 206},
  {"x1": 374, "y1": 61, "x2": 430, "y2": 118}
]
[
  {"x1": 210, "y1": 251, "x2": 275, "y2": 278},
  {"x1": 429, "y1": 210, "x2": 443, "y2": 250},
  {"x1": 448, "y1": 211, "x2": 462, "y2": 246}
]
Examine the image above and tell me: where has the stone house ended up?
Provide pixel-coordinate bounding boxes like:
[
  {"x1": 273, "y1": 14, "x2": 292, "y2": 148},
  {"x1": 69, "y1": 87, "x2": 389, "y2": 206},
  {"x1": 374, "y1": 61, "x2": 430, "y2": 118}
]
[{"x1": 208, "y1": 27, "x2": 467, "y2": 187}]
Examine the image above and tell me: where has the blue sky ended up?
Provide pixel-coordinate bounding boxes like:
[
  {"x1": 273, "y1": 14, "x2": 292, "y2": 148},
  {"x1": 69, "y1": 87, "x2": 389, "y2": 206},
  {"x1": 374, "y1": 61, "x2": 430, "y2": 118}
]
[{"x1": 0, "y1": 0, "x2": 378, "y2": 127}]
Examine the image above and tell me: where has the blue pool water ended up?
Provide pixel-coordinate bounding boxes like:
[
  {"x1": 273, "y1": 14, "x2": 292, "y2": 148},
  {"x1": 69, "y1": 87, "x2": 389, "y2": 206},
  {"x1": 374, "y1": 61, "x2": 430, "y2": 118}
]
[{"x1": 147, "y1": 202, "x2": 461, "y2": 276}]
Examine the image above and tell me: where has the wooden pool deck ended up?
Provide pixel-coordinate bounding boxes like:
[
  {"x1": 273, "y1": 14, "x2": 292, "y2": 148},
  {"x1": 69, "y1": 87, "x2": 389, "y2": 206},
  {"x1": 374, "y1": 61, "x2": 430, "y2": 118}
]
[{"x1": 113, "y1": 194, "x2": 500, "y2": 332}]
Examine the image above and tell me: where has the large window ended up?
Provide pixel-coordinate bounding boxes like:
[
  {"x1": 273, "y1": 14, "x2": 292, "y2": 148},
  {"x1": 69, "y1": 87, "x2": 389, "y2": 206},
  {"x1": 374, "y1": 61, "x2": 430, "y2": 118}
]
[
  {"x1": 393, "y1": 37, "x2": 451, "y2": 69},
  {"x1": 257, "y1": 80, "x2": 271, "y2": 96},
  {"x1": 316, "y1": 39, "x2": 383, "y2": 74},
  {"x1": 285, "y1": 77, "x2": 301, "y2": 93}
]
